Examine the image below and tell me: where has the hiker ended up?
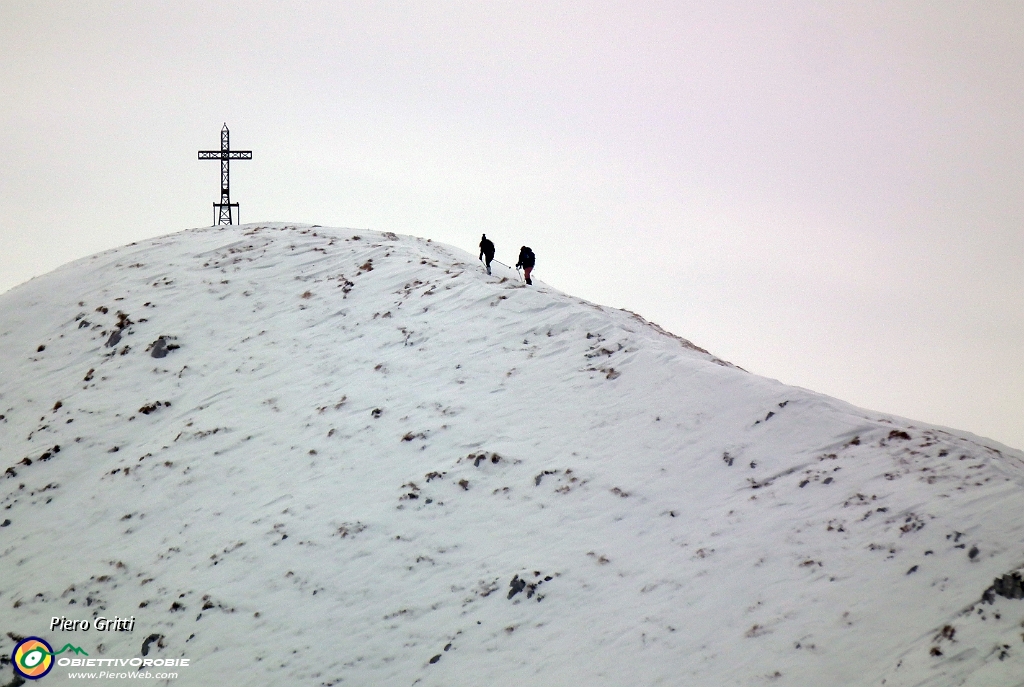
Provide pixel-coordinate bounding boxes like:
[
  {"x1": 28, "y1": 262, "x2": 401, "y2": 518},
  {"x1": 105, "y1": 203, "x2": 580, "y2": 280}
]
[
  {"x1": 516, "y1": 246, "x2": 535, "y2": 285},
  {"x1": 478, "y1": 234, "x2": 495, "y2": 275}
]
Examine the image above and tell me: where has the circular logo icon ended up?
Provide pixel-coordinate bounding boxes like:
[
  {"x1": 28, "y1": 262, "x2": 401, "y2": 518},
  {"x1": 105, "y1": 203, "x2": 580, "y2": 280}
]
[{"x1": 12, "y1": 637, "x2": 54, "y2": 680}]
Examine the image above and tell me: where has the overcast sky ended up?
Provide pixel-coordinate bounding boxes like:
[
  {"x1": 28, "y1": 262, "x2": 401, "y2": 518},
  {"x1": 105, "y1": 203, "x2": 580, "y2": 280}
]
[{"x1": 1, "y1": 1, "x2": 1021, "y2": 450}]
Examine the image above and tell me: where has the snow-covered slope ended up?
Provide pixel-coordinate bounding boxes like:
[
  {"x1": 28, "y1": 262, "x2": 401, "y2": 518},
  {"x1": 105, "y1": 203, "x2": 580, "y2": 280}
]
[{"x1": 1, "y1": 223, "x2": 1022, "y2": 686}]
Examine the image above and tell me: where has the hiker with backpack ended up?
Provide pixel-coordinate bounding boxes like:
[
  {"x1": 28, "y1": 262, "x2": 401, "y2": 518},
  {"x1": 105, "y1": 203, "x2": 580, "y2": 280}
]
[
  {"x1": 478, "y1": 234, "x2": 495, "y2": 275},
  {"x1": 516, "y1": 246, "x2": 535, "y2": 285}
]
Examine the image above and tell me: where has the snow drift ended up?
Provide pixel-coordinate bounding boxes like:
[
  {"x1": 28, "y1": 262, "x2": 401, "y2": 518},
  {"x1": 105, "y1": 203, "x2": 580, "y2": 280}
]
[{"x1": 1, "y1": 223, "x2": 1022, "y2": 686}]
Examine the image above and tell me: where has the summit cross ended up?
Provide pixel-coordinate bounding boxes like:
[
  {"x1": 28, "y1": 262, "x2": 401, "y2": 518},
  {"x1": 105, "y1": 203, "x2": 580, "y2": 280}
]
[{"x1": 198, "y1": 124, "x2": 252, "y2": 225}]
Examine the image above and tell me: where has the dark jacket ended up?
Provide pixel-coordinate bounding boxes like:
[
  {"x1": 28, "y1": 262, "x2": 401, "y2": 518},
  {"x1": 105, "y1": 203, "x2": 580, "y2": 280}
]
[
  {"x1": 479, "y1": 236, "x2": 495, "y2": 260},
  {"x1": 516, "y1": 246, "x2": 535, "y2": 269}
]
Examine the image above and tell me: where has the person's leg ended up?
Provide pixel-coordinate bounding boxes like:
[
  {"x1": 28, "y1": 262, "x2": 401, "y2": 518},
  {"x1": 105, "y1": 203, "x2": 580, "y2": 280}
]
[{"x1": 524, "y1": 266, "x2": 532, "y2": 284}]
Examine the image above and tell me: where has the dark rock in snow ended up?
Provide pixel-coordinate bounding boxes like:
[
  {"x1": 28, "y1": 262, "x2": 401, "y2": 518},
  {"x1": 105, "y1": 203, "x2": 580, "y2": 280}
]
[
  {"x1": 1, "y1": 672, "x2": 26, "y2": 687},
  {"x1": 149, "y1": 336, "x2": 179, "y2": 358},
  {"x1": 141, "y1": 633, "x2": 163, "y2": 656},
  {"x1": 990, "y1": 572, "x2": 1024, "y2": 600},
  {"x1": 151, "y1": 337, "x2": 168, "y2": 358},
  {"x1": 508, "y1": 575, "x2": 527, "y2": 599}
]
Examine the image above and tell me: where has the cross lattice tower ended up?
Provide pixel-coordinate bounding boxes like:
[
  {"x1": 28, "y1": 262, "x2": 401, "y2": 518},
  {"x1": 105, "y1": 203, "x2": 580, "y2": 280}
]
[{"x1": 198, "y1": 124, "x2": 252, "y2": 225}]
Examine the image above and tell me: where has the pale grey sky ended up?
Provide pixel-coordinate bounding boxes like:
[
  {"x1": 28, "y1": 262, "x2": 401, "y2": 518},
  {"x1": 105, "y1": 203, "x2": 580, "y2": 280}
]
[{"x1": 1, "y1": 1, "x2": 1022, "y2": 449}]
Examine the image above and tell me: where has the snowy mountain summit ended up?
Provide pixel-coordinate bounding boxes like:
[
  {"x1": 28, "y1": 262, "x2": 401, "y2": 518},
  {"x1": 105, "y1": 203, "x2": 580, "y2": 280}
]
[{"x1": 1, "y1": 223, "x2": 1023, "y2": 686}]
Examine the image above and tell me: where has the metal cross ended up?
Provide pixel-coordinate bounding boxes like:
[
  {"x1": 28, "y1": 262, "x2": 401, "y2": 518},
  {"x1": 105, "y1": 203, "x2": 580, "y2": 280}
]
[{"x1": 198, "y1": 124, "x2": 252, "y2": 225}]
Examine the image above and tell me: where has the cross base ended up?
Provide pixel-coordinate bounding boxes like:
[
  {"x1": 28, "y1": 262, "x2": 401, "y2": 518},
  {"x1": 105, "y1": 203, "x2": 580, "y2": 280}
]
[{"x1": 213, "y1": 202, "x2": 240, "y2": 226}]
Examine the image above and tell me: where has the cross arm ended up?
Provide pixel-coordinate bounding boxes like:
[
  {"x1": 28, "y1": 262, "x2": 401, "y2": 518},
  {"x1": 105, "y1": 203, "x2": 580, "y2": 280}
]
[{"x1": 198, "y1": 151, "x2": 253, "y2": 160}]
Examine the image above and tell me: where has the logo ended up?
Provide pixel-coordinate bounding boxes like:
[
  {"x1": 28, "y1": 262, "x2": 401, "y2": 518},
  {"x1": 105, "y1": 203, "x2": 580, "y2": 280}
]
[
  {"x1": 12, "y1": 637, "x2": 55, "y2": 680},
  {"x1": 12, "y1": 638, "x2": 88, "y2": 680}
]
